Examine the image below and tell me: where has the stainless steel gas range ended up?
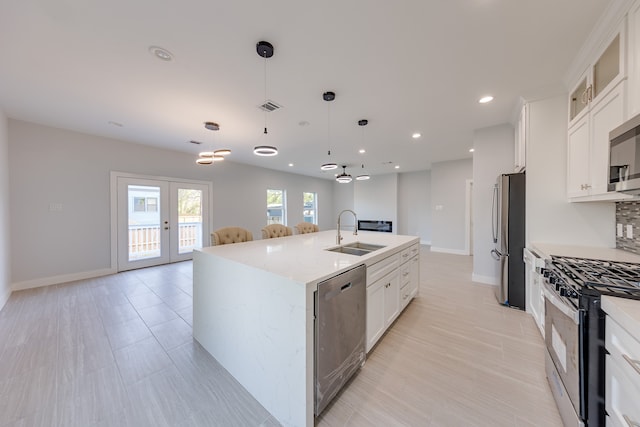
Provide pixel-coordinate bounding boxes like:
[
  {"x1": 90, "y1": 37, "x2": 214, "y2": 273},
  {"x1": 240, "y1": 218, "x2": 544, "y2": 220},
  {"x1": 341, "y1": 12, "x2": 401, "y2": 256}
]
[{"x1": 542, "y1": 256, "x2": 640, "y2": 427}]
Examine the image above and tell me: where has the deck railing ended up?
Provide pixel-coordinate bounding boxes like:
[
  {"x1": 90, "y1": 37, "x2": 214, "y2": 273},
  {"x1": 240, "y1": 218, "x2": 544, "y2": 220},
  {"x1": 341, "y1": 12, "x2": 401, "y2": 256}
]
[{"x1": 128, "y1": 222, "x2": 202, "y2": 260}]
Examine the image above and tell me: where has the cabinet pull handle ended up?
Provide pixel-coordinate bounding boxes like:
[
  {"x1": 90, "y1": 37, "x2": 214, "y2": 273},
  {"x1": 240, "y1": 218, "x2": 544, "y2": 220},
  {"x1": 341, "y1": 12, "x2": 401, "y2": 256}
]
[
  {"x1": 588, "y1": 85, "x2": 593, "y2": 102},
  {"x1": 623, "y1": 414, "x2": 640, "y2": 427},
  {"x1": 622, "y1": 354, "x2": 640, "y2": 376},
  {"x1": 581, "y1": 88, "x2": 589, "y2": 105}
]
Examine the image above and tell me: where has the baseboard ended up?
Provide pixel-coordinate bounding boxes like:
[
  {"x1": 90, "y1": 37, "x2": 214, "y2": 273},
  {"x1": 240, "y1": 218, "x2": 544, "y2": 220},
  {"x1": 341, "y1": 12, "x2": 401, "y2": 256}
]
[
  {"x1": 0, "y1": 285, "x2": 11, "y2": 312},
  {"x1": 471, "y1": 273, "x2": 498, "y2": 286},
  {"x1": 12, "y1": 268, "x2": 116, "y2": 291},
  {"x1": 420, "y1": 240, "x2": 431, "y2": 246},
  {"x1": 430, "y1": 247, "x2": 468, "y2": 256}
]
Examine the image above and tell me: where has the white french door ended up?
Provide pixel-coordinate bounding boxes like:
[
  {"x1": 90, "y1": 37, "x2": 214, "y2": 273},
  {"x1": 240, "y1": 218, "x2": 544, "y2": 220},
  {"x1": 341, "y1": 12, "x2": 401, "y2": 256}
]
[{"x1": 115, "y1": 175, "x2": 210, "y2": 272}]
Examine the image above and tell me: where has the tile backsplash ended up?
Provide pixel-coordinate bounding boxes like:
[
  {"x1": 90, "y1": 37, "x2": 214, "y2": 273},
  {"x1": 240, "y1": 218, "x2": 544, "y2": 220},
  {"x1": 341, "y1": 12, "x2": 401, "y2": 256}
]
[{"x1": 616, "y1": 201, "x2": 640, "y2": 254}]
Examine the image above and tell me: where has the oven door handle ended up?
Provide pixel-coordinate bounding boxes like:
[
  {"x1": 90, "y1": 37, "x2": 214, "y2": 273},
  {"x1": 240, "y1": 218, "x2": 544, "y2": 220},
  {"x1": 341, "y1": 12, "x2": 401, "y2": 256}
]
[{"x1": 542, "y1": 283, "x2": 580, "y2": 324}]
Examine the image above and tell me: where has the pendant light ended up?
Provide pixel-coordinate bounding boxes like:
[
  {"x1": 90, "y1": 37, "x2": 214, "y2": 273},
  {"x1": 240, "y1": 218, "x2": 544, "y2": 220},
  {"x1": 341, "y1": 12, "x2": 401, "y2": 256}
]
[
  {"x1": 320, "y1": 91, "x2": 338, "y2": 171},
  {"x1": 196, "y1": 122, "x2": 230, "y2": 165},
  {"x1": 336, "y1": 165, "x2": 352, "y2": 183},
  {"x1": 356, "y1": 119, "x2": 370, "y2": 180},
  {"x1": 254, "y1": 41, "x2": 278, "y2": 157}
]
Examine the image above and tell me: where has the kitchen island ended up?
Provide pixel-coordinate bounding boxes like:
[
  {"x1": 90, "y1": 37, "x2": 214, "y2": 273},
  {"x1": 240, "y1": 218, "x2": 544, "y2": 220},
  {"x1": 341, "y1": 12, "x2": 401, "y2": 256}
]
[{"x1": 193, "y1": 230, "x2": 419, "y2": 427}]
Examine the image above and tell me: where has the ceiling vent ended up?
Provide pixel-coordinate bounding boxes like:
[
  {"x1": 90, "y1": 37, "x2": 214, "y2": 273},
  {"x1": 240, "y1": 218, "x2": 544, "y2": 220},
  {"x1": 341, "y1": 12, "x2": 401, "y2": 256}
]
[
  {"x1": 258, "y1": 100, "x2": 282, "y2": 112},
  {"x1": 188, "y1": 140, "x2": 203, "y2": 145}
]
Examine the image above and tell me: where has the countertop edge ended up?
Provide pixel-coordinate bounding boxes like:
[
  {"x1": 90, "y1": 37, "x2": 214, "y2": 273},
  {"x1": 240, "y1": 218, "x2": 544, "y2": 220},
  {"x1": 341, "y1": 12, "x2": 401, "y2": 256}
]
[{"x1": 602, "y1": 295, "x2": 640, "y2": 337}]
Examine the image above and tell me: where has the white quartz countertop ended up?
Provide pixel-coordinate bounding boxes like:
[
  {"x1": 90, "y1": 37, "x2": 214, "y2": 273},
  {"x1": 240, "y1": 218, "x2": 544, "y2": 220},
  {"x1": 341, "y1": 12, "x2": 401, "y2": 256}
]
[
  {"x1": 531, "y1": 242, "x2": 640, "y2": 263},
  {"x1": 196, "y1": 230, "x2": 420, "y2": 285},
  {"x1": 602, "y1": 296, "x2": 640, "y2": 336}
]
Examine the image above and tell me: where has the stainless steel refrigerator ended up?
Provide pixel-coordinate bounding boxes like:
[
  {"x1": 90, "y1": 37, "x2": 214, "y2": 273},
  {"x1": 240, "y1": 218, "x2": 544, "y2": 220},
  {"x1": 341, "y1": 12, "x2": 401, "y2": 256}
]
[{"x1": 491, "y1": 172, "x2": 526, "y2": 309}]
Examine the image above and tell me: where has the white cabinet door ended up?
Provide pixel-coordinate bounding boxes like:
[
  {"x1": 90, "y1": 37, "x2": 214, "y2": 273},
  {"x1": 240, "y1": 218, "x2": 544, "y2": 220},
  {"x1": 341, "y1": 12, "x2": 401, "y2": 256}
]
[
  {"x1": 383, "y1": 273, "x2": 400, "y2": 327},
  {"x1": 515, "y1": 103, "x2": 527, "y2": 172},
  {"x1": 366, "y1": 278, "x2": 385, "y2": 352},
  {"x1": 589, "y1": 81, "x2": 625, "y2": 196},
  {"x1": 627, "y1": 0, "x2": 640, "y2": 117},
  {"x1": 567, "y1": 116, "x2": 590, "y2": 198}
]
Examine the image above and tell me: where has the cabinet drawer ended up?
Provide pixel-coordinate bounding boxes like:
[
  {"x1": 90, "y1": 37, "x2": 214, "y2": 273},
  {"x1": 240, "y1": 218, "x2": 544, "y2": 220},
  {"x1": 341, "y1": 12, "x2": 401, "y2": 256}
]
[
  {"x1": 367, "y1": 254, "x2": 400, "y2": 285},
  {"x1": 606, "y1": 316, "x2": 640, "y2": 382},
  {"x1": 400, "y1": 244, "x2": 419, "y2": 264},
  {"x1": 399, "y1": 263, "x2": 411, "y2": 288},
  {"x1": 606, "y1": 354, "x2": 640, "y2": 427}
]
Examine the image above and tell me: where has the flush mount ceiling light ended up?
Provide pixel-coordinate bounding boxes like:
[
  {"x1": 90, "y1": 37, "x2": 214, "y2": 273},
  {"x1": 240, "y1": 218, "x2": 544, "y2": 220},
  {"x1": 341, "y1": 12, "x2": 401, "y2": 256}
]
[
  {"x1": 320, "y1": 91, "x2": 338, "y2": 171},
  {"x1": 469, "y1": 148, "x2": 475, "y2": 152},
  {"x1": 196, "y1": 122, "x2": 231, "y2": 165},
  {"x1": 479, "y1": 95, "x2": 494, "y2": 104},
  {"x1": 254, "y1": 41, "x2": 278, "y2": 157},
  {"x1": 336, "y1": 165, "x2": 353, "y2": 183},
  {"x1": 412, "y1": 132, "x2": 421, "y2": 139},
  {"x1": 148, "y1": 46, "x2": 173, "y2": 61},
  {"x1": 356, "y1": 120, "x2": 370, "y2": 181}
]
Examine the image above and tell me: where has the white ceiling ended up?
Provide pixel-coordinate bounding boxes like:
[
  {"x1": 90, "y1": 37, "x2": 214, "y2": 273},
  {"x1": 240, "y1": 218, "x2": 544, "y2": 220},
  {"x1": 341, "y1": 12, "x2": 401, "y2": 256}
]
[{"x1": 0, "y1": 0, "x2": 611, "y2": 179}]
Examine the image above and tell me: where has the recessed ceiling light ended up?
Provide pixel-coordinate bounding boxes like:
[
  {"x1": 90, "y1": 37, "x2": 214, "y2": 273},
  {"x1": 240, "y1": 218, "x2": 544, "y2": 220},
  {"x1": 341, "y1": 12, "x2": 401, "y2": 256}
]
[
  {"x1": 469, "y1": 148, "x2": 475, "y2": 152},
  {"x1": 148, "y1": 46, "x2": 173, "y2": 61},
  {"x1": 395, "y1": 165, "x2": 400, "y2": 169},
  {"x1": 359, "y1": 149, "x2": 366, "y2": 154},
  {"x1": 412, "y1": 133, "x2": 421, "y2": 139},
  {"x1": 288, "y1": 163, "x2": 294, "y2": 167},
  {"x1": 479, "y1": 95, "x2": 494, "y2": 104}
]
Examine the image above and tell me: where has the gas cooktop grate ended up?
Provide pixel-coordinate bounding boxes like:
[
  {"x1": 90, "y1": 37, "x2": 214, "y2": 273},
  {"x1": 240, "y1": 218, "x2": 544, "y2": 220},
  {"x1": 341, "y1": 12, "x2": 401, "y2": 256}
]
[{"x1": 549, "y1": 255, "x2": 640, "y2": 299}]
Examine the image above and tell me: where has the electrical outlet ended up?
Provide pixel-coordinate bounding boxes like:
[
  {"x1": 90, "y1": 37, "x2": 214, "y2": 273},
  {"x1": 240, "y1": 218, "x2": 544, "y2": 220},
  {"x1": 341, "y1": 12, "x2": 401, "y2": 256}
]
[
  {"x1": 627, "y1": 224, "x2": 634, "y2": 239},
  {"x1": 49, "y1": 203, "x2": 63, "y2": 212},
  {"x1": 617, "y1": 223, "x2": 623, "y2": 237},
  {"x1": 435, "y1": 205, "x2": 443, "y2": 211}
]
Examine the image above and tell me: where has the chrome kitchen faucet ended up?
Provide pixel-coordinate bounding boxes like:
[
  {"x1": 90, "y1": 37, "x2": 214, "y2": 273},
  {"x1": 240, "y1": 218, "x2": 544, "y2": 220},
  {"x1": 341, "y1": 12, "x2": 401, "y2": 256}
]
[{"x1": 337, "y1": 209, "x2": 358, "y2": 244}]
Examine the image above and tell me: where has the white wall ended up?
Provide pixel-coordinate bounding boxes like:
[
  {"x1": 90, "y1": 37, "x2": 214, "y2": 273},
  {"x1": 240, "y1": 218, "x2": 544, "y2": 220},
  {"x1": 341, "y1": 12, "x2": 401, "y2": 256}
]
[
  {"x1": 332, "y1": 180, "x2": 355, "y2": 231},
  {"x1": 354, "y1": 173, "x2": 398, "y2": 233},
  {"x1": 471, "y1": 124, "x2": 515, "y2": 284},
  {"x1": 431, "y1": 159, "x2": 473, "y2": 253},
  {"x1": 398, "y1": 170, "x2": 431, "y2": 244},
  {"x1": 0, "y1": 111, "x2": 11, "y2": 310},
  {"x1": 8, "y1": 120, "x2": 334, "y2": 286},
  {"x1": 526, "y1": 95, "x2": 615, "y2": 246}
]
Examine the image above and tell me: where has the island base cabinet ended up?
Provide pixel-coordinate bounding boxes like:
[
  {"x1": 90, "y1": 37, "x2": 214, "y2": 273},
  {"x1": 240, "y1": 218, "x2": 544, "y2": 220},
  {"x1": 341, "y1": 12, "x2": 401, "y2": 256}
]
[{"x1": 366, "y1": 269, "x2": 399, "y2": 353}]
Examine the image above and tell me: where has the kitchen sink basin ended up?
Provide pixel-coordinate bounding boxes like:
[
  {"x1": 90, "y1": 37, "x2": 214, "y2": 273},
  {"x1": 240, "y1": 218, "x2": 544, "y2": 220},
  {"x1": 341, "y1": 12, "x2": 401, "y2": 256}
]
[
  {"x1": 325, "y1": 242, "x2": 386, "y2": 257},
  {"x1": 342, "y1": 242, "x2": 386, "y2": 251}
]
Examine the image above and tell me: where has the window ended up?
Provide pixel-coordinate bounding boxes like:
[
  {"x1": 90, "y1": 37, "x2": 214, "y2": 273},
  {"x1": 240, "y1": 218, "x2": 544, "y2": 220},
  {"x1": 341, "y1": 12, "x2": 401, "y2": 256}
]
[
  {"x1": 303, "y1": 192, "x2": 317, "y2": 224},
  {"x1": 132, "y1": 193, "x2": 158, "y2": 213},
  {"x1": 267, "y1": 189, "x2": 286, "y2": 225}
]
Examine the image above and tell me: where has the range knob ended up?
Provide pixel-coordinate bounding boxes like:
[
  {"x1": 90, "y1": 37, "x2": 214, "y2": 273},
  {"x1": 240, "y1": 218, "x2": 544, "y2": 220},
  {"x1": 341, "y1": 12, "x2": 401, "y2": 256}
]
[{"x1": 559, "y1": 286, "x2": 568, "y2": 297}]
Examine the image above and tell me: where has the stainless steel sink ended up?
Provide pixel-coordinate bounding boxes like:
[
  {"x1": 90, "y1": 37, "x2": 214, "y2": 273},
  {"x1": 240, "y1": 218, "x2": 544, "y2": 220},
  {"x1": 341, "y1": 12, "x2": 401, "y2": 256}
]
[
  {"x1": 325, "y1": 242, "x2": 386, "y2": 256},
  {"x1": 342, "y1": 242, "x2": 386, "y2": 252}
]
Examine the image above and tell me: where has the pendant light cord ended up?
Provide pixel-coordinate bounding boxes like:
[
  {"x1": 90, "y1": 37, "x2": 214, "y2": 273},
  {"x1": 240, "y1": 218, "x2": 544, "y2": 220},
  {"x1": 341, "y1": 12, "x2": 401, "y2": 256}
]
[
  {"x1": 263, "y1": 53, "x2": 268, "y2": 134},
  {"x1": 327, "y1": 100, "x2": 331, "y2": 156}
]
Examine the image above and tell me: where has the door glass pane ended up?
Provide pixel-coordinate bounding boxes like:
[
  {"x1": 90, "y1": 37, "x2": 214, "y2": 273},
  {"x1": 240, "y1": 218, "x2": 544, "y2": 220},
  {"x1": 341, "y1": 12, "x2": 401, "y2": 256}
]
[
  {"x1": 178, "y1": 188, "x2": 203, "y2": 254},
  {"x1": 593, "y1": 34, "x2": 619, "y2": 98},
  {"x1": 128, "y1": 185, "x2": 161, "y2": 261},
  {"x1": 569, "y1": 77, "x2": 588, "y2": 121}
]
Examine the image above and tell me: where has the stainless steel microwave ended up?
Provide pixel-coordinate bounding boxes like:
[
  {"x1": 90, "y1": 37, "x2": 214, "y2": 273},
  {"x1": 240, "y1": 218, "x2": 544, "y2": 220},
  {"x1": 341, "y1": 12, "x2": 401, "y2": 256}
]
[{"x1": 609, "y1": 113, "x2": 640, "y2": 194}]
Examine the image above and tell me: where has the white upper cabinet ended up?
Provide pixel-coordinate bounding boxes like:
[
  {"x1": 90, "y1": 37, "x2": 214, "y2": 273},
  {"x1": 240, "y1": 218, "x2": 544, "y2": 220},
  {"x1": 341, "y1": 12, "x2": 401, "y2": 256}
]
[
  {"x1": 568, "y1": 27, "x2": 625, "y2": 129},
  {"x1": 514, "y1": 103, "x2": 527, "y2": 172},
  {"x1": 566, "y1": 20, "x2": 630, "y2": 201}
]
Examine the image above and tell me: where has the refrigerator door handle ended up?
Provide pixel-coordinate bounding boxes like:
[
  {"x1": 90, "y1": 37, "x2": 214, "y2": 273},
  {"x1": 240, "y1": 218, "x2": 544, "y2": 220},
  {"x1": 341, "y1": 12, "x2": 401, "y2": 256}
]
[
  {"x1": 491, "y1": 184, "x2": 498, "y2": 244},
  {"x1": 490, "y1": 248, "x2": 501, "y2": 261}
]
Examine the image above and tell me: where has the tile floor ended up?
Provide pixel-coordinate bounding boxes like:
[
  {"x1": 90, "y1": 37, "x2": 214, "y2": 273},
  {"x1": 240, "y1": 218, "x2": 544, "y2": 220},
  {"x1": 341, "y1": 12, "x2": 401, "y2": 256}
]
[{"x1": 0, "y1": 248, "x2": 561, "y2": 426}]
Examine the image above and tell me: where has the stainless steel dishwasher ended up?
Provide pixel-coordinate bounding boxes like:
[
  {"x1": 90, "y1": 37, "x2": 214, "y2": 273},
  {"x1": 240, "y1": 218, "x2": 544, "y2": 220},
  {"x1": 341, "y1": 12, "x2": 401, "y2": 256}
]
[{"x1": 315, "y1": 264, "x2": 366, "y2": 416}]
